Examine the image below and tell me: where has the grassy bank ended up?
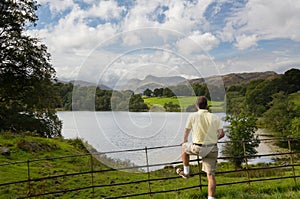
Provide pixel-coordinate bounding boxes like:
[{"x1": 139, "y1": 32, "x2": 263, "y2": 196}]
[{"x1": 1, "y1": 133, "x2": 299, "y2": 198}]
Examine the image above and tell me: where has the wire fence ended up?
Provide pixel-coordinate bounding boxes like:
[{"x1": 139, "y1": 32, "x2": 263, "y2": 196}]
[{"x1": 1, "y1": 136, "x2": 300, "y2": 198}]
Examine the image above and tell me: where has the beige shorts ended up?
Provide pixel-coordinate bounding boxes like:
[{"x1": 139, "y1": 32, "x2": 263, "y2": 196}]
[{"x1": 182, "y1": 142, "x2": 218, "y2": 175}]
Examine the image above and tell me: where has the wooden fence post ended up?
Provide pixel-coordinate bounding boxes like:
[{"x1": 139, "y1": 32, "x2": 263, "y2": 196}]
[
  {"x1": 242, "y1": 139, "x2": 250, "y2": 185},
  {"x1": 90, "y1": 154, "x2": 95, "y2": 198},
  {"x1": 27, "y1": 160, "x2": 31, "y2": 196},
  {"x1": 287, "y1": 136, "x2": 297, "y2": 185},
  {"x1": 145, "y1": 147, "x2": 153, "y2": 198}
]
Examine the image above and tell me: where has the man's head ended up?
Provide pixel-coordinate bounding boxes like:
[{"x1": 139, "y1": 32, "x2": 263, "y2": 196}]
[{"x1": 196, "y1": 96, "x2": 208, "y2": 110}]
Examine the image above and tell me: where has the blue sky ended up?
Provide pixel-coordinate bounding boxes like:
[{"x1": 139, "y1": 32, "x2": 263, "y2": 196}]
[{"x1": 29, "y1": 0, "x2": 300, "y2": 88}]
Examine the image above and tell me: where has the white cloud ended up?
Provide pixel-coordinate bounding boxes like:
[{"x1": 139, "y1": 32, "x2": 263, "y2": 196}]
[
  {"x1": 120, "y1": 0, "x2": 213, "y2": 46},
  {"x1": 216, "y1": 50, "x2": 300, "y2": 75},
  {"x1": 122, "y1": 32, "x2": 142, "y2": 46},
  {"x1": 223, "y1": 0, "x2": 300, "y2": 49},
  {"x1": 234, "y1": 34, "x2": 257, "y2": 50},
  {"x1": 31, "y1": 0, "x2": 300, "y2": 84},
  {"x1": 176, "y1": 31, "x2": 219, "y2": 54},
  {"x1": 88, "y1": 1, "x2": 125, "y2": 20}
]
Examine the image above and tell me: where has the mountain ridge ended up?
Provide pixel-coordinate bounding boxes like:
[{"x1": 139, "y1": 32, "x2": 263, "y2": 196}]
[{"x1": 58, "y1": 71, "x2": 279, "y2": 92}]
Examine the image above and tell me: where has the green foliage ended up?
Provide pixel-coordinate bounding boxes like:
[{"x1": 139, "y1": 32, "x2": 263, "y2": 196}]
[
  {"x1": 283, "y1": 68, "x2": 300, "y2": 94},
  {"x1": 72, "y1": 85, "x2": 97, "y2": 110},
  {"x1": 54, "y1": 82, "x2": 73, "y2": 110},
  {"x1": 192, "y1": 83, "x2": 209, "y2": 97},
  {"x1": 226, "y1": 91, "x2": 246, "y2": 115},
  {"x1": 0, "y1": 0, "x2": 61, "y2": 137},
  {"x1": 163, "y1": 102, "x2": 180, "y2": 112},
  {"x1": 111, "y1": 90, "x2": 133, "y2": 111},
  {"x1": 226, "y1": 84, "x2": 247, "y2": 94},
  {"x1": 244, "y1": 68, "x2": 300, "y2": 117},
  {"x1": 186, "y1": 104, "x2": 197, "y2": 112},
  {"x1": 129, "y1": 94, "x2": 149, "y2": 112},
  {"x1": 143, "y1": 88, "x2": 153, "y2": 97},
  {"x1": 110, "y1": 91, "x2": 149, "y2": 112},
  {"x1": 153, "y1": 88, "x2": 164, "y2": 97},
  {"x1": 95, "y1": 89, "x2": 112, "y2": 111},
  {"x1": 222, "y1": 113, "x2": 260, "y2": 169},
  {"x1": 290, "y1": 117, "x2": 300, "y2": 136},
  {"x1": 162, "y1": 87, "x2": 175, "y2": 97},
  {"x1": 262, "y1": 92, "x2": 298, "y2": 136},
  {"x1": 245, "y1": 79, "x2": 275, "y2": 116}
]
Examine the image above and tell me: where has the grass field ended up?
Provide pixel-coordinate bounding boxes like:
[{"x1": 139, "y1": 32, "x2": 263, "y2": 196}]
[
  {"x1": 143, "y1": 96, "x2": 225, "y2": 112},
  {"x1": 1, "y1": 133, "x2": 300, "y2": 198}
]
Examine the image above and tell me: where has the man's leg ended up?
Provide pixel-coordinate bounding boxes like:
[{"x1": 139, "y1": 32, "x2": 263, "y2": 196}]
[
  {"x1": 182, "y1": 145, "x2": 190, "y2": 166},
  {"x1": 207, "y1": 173, "x2": 216, "y2": 198},
  {"x1": 182, "y1": 145, "x2": 190, "y2": 175},
  {"x1": 202, "y1": 146, "x2": 218, "y2": 198}
]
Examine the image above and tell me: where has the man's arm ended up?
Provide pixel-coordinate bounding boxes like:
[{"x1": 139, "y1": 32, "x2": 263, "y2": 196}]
[
  {"x1": 182, "y1": 128, "x2": 191, "y2": 144},
  {"x1": 217, "y1": 129, "x2": 225, "y2": 139}
]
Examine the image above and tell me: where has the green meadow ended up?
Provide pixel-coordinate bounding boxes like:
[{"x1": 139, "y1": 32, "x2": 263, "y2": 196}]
[
  {"x1": 143, "y1": 96, "x2": 225, "y2": 112},
  {"x1": 1, "y1": 133, "x2": 299, "y2": 198}
]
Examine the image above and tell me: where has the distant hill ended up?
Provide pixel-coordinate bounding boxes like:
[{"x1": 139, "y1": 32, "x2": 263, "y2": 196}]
[
  {"x1": 188, "y1": 71, "x2": 278, "y2": 87},
  {"x1": 61, "y1": 80, "x2": 112, "y2": 90},
  {"x1": 117, "y1": 75, "x2": 187, "y2": 93},
  {"x1": 58, "y1": 71, "x2": 279, "y2": 92}
]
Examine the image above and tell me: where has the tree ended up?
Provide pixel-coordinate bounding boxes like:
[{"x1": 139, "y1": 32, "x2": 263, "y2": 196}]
[
  {"x1": 163, "y1": 102, "x2": 180, "y2": 112},
  {"x1": 262, "y1": 92, "x2": 297, "y2": 136},
  {"x1": 290, "y1": 117, "x2": 300, "y2": 137},
  {"x1": 153, "y1": 88, "x2": 163, "y2": 97},
  {"x1": 0, "y1": 0, "x2": 61, "y2": 137},
  {"x1": 282, "y1": 68, "x2": 300, "y2": 94},
  {"x1": 162, "y1": 87, "x2": 175, "y2": 97},
  {"x1": 192, "y1": 83, "x2": 209, "y2": 97},
  {"x1": 245, "y1": 80, "x2": 268, "y2": 116},
  {"x1": 222, "y1": 113, "x2": 260, "y2": 169},
  {"x1": 143, "y1": 88, "x2": 153, "y2": 97},
  {"x1": 186, "y1": 104, "x2": 197, "y2": 112},
  {"x1": 110, "y1": 90, "x2": 133, "y2": 111},
  {"x1": 95, "y1": 88, "x2": 112, "y2": 111},
  {"x1": 226, "y1": 91, "x2": 246, "y2": 115},
  {"x1": 129, "y1": 94, "x2": 149, "y2": 112}
]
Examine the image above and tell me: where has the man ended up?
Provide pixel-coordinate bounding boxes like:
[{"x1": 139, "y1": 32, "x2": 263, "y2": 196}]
[{"x1": 177, "y1": 96, "x2": 224, "y2": 199}]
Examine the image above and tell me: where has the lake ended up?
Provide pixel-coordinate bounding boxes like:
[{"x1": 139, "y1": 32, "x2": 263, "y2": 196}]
[{"x1": 57, "y1": 111, "x2": 273, "y2": 171}]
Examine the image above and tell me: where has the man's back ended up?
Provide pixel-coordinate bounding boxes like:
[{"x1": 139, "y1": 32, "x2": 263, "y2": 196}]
[{"x1": 186, "y1": 109, "x2": 221, "y2": 144}]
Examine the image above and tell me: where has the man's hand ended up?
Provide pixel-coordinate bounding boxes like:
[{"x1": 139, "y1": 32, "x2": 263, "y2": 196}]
[
  {"x1": 180, "y1": 141, "x2": 187, "y2": 145},
  {"x1": 217, "y1": 129, "x2": 225, "y2": 139}
]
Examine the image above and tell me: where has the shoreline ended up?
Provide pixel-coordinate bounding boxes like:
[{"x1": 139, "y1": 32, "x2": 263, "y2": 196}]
[{"x1": 256, "y1": 129, "x2": 290, "y2": 161}]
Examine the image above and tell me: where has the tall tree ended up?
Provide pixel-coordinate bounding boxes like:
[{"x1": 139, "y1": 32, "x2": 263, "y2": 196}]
[
  {"x1": 162, "y1": 87, "x2": 175, "y2": 97},
  {"x1": 282, "y1": 68, "x2": 300, "y2": 94},
  {"x1": 262, "y1": 92, "x2": 297, "y2": 136},
  {"x1": 143, "y1": 88, "x2": 153, "y2": 97},
  {"x1": 129, "y1": 94, "x2": 149, "y2": 112},
  {"x1": 222, "y1": 113, "x2": 260, "y2": 169},
  {"x1": 0, "y1": 0, "x2": 61, "y2": 137}
]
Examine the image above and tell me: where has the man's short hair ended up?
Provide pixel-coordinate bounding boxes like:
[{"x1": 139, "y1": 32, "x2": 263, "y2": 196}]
[{"x1": 196, "y1": 96, "x2": 208, "y2": 109}]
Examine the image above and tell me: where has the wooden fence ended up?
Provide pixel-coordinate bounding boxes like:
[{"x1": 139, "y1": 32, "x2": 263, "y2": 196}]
[{"x1": 0, "y1": 136, "x2": 299, "y2": 198}]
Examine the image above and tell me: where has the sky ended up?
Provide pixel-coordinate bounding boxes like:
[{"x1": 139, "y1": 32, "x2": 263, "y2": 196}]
[{"x1": 28, "y1": 0, "x2": 300, "y2": 88}]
